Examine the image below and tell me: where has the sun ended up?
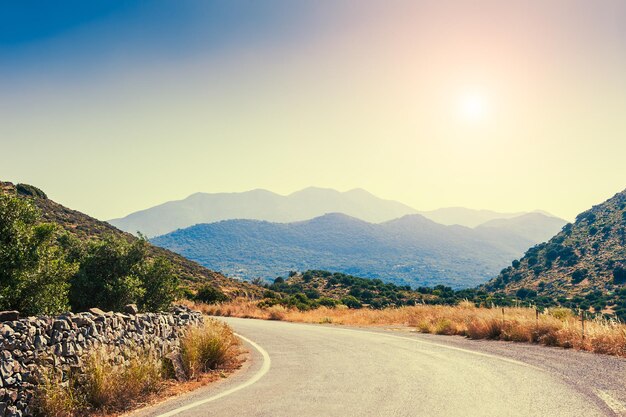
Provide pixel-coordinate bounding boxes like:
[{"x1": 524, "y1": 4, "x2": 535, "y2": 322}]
[{"x1": 458, "y1": 91, "x2": 490, "y2": 123}]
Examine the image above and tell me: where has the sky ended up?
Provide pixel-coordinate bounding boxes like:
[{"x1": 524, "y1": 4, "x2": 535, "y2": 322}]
[{"x1": 1, "y1": 0, "x2": 625, "y2": 221}]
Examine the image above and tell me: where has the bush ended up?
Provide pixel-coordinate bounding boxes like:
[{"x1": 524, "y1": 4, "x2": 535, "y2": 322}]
[
  {"x1": 341, "y1": 296, "x2": 362, "y2": 309},
  {"x1": 70, "y1": 235, "x2": 179, "y2": 312},
  {"x1": 613, "y1": 267, "x2": 626, "y2": 285},
  {"x1": 180, "y1": 319, "x2": 241, "y2": 379},
  {"x1": 0, "y1": 193, "x2": 77, "y2": 315},
  {"x1": 195, "y1": 285, "x2": 229, "y2": 304},
  {"x1": 571, "y1": 268, "x2": 588, "y2": 284}
]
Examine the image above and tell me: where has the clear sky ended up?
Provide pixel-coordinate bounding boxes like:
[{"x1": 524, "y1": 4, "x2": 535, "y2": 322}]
[{"x1": 1, "y1": 0, "x2": 625, "y2": 221}]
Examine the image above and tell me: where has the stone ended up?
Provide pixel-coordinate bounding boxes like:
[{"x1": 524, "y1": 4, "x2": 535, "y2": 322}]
[
  {"x1": 52, "y1": 320, "x2": 69, "y2": 332},
  {"x1": 124, "y1": 304, "x2": 139, "y2": 315},
  {"x1": 0, "y1": 325, "x2": 15, "y2": 338},
  {"x1": 164, "y1": 351, "x2": 187, "y2": 381},
  {"x1": 0, "y1": 312, "x2": 19, "y2": 322},
  {"x1": 88, "y1": 307, "x2": 106, "y2": 316}
]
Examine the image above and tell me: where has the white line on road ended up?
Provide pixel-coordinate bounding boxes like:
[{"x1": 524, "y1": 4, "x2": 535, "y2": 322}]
[
  {"x1": 594, "y1": 389, "x2": 626, "y2": 416},
  {"x1": 154, "y1": 333, "x2": 271, "y2": 417}
]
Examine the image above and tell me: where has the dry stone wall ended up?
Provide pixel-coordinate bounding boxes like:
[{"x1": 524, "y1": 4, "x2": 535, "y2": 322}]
[{"x1": 0, "y1": 306, "x2": 202, "y2": 417}]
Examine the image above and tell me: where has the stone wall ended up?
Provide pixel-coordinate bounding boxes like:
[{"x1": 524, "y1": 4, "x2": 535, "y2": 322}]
[{"x1": 0, "y1": 306, "x2": 202, "y2": 417}]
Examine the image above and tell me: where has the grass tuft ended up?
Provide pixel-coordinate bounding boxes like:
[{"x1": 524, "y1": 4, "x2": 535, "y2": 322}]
[{"x1": 180, "y1": 318, "x2": 241, "y2": 379}]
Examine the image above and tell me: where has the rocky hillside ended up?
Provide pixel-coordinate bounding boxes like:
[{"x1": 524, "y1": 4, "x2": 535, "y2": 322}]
[
  {"x1": 484, "y1": 189, "x2": 626, "y2": 318},
  {"x1": 0, "y1": 181, "x2": 258, "y2": 298}
]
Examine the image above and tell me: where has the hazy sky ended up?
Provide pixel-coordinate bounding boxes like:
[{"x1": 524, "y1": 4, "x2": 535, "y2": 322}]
[{"x1": 1, "y1": 1, "x2": 625, "y2": 221}]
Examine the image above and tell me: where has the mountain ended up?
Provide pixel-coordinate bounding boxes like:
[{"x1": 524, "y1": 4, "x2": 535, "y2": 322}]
[
  {"x1": 417, "y1": 207, "x2": 557, "y2": 228},
  {"x1": 108, "y1": 187, "x2": 419, "y2": 238},
  {"x1": 484, "y1": 188, "x2": 626, "y2": 318},
  {"x1": 476, "y1": 213, "x2": 567, "y2": 245},
  {"x1": 0, "y1": 181, "x2": 258, "y2": 298},
  {"x1": 151, "y1": 212, "x2": 557, "y2": 289}
]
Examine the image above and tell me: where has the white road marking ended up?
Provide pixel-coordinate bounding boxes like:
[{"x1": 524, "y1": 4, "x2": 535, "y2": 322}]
[
  {"x1": 154, "y1": 333, "x2": 271, "y2": 417},
  {"x1": 594, "y1": 389, "x2": 626, "y2": 416}
]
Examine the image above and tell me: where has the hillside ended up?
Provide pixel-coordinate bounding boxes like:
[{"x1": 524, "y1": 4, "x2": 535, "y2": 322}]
[
  {"x1": 109, "y1": 187, "x2": 418, "y2": 237},
  {"x1": 476, "y1": 213, "x2": 566, "y2": 245},
  {"x1": 151, "y1": 212, "x2": 561, "y2": 288},
  {"x1": 0, "y1": 181, "x2": 258, "y2": 298},
  {"x1": 484, "y1": 189, "x2": 626, "y2": 318},
  {"x1": 417, "y1": 207, "x2": 549, "y2": 227}
]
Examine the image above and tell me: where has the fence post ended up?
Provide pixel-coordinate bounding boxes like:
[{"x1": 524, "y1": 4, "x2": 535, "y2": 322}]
[
  {"x1": 535, "y1": 307, "x2": 539, "y2": 329},
  {"x1": 580, "y1": 310, "x2": 585, "y2": 342},
  {"x1": 501, "y1": 307, "x2": 505, "y2": 326}
]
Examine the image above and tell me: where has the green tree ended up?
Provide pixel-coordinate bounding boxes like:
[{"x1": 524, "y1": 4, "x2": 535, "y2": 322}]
[
  {"x1": 70, "y1": 235, "x2": 179, "y2": 312},
  {"x1": 139, "y1": 256, "x2": 180, "y2": 311},
  {"x1": 0, "y1": 193, "x2": 77, "y2": 315}
]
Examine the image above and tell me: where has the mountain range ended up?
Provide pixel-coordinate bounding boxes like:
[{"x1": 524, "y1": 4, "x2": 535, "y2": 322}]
[
  {"x1": 151, "y1": 211, "x2": 566, "y2": 288},
  {"x1": 108, "y1": 187, "x2": 563, "y2": 238}
]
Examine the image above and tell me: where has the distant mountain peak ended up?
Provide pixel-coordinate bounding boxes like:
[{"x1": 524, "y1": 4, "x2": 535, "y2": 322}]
[{"x1": 109, "y1": 187, "x2": 419, "y2": 237}]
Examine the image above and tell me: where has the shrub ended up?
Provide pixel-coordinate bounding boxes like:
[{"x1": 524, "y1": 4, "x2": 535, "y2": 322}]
[
  {"x1": 195, "y1": 285, "x2": 229, "y2": 304},
  {"x1": 341, "y1": 296, "x2": 362, "y2": 309},
  {"x1": 70, "y1": 235, "x2": 179, "y2": 312},
  {"x1": 571, "y1": 268, "x2": 588, "y2": 284},
  {"x1": 613, "y1": 267, "x2": 626, "y2": 285}
]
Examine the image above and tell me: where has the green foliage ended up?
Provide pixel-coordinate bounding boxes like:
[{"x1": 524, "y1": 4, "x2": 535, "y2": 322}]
[
  {"x1": 340, "y1": 295, "x2": 362, "y2": 309},
  {"x1": 613, "y1": 267, "x2": 626, "y2": 285},
  {"x1": 0, "y1": 193, "x2": 77, "y2": 315},
  {"x1": 571, "y1": 268, "x2": 588, "y2": 284},
  {"x1": 139, "y1": 256, "x2": 180, "y2": 311},
  {"x1": 70, "y1": 235, "x2": 179, "y2": 312},
  {"x1": 15, "y1": 183, "x2": 47, "y2": 199},
  {"x1": 195, "y1": 285, "x2": 229, "y2": 304}
]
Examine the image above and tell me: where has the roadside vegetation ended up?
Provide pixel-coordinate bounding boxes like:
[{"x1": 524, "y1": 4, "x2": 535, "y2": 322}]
[
  {"x1": 34, "y1": 319, "x2": 242, "y2": 417},
  {"x1": 192, "y1": 299, "x2": 626, "y2": 357},
  {"x1": 241, "y1": 270, "x2": 625, "y2": 321}
]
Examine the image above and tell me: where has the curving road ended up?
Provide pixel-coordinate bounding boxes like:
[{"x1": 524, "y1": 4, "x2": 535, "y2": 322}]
[{"x1": 129, "y1": 318, "x2": 626, "y2": 417}]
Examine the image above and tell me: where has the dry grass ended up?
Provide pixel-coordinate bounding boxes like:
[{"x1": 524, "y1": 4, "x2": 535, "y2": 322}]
[
  {"x1": 180, "y1": 318, "x2": 242, "y2": 379},
  {"x1": 83, "y1": 347, "x2": 163, "y2": 412},
  {"x1": 186, "y1": 299, "x2": 626, "y2": 357}
]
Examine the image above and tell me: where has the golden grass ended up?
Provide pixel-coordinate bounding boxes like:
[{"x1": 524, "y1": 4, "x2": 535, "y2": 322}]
[
  {"x1": 180, "y1": 318, "x2": 242, "y2": 379},
  {"x1": 185, "y1": 299, "x2": 626, "y2": 357}
]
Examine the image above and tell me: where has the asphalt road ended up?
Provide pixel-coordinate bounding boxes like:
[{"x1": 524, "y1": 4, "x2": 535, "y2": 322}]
[{"x1": 130, "y1": 318, "x2": 626, "y2": 417}]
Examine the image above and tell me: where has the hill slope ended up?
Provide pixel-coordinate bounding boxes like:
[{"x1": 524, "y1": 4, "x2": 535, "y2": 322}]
[
  {"x1": 152, "y1": 212, "x2": 558, "y2": 288},
  {"x1": 109, "y1": 187, "x2": 419, "y2": 237},
  {"x1": 0, "y1": 181, "x2": 257, "y2": 298},
  {"x1": 417, "y1": 207, "x2": 558, "y2": 228},
  {"x1": 476, "y1": 213, "x2": 566, "y2": 245},
  {"x1": 484, "y1": 189, "x2": 626, "y2": 317}
]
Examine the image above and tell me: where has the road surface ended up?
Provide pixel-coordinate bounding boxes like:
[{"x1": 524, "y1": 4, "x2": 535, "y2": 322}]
[{"x1": 129, "y1": 317, "x2": 626, "y2": 417}]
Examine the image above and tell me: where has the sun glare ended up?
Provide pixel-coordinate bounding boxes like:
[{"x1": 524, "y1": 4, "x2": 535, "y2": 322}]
[{"x1": 458, "y1": 91, "x2": 490, "y2": 123}]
